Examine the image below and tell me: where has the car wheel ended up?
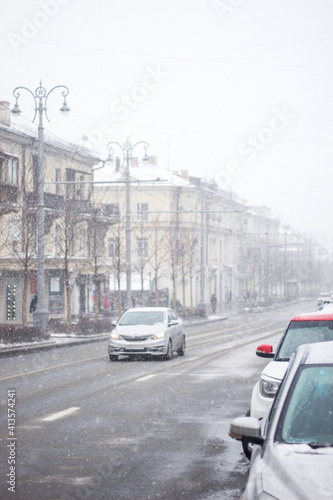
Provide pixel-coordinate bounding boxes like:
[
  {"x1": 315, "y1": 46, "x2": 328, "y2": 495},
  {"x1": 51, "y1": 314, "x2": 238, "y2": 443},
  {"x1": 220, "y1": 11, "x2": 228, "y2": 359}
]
[
  {"x1": 109, "y1": 355, "x2": 119, "y2": 361},
  {"x1": 242, "y1": 409, "x2": 252, "y2": 460},
  {"x1": 178, "y1": 335, "x2": 186, "y2": 356},
  {"x1": 164, "y1": 340, "x2": 173, "y2": 361}
]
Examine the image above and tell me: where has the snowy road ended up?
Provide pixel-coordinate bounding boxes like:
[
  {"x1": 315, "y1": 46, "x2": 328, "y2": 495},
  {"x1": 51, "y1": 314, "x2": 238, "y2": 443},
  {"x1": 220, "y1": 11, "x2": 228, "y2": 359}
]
[{"x1": 0, "y1": 301, "x2": 314, "y2": 500}]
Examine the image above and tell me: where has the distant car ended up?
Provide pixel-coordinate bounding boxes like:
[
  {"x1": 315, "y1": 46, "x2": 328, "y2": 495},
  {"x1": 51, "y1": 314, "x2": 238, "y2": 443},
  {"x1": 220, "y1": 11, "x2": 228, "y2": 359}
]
[
  {"x1": 108, "y1": 307, "x2": 185, "y2": 361},
  {"x1": 229, "y1": 341, "x2": 333, "y2": 500},
  {"x1": 317, "y1": 292, "x2": 333, "y2": 308},
  {"x1": 242, "y1": 309, "x2": 333, "y2": 459}
]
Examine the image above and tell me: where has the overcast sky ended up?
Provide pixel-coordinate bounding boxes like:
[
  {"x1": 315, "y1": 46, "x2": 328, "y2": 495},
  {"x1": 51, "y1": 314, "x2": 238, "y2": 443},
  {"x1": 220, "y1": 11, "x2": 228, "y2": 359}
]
[{"x1": 1, "y1": 0, "x2": 333, "y2": 246}]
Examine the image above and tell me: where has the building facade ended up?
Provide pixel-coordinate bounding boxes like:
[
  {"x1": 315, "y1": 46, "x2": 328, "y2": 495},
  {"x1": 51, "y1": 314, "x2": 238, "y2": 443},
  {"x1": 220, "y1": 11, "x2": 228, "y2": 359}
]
[{"x1": 0, "y1": 102, "x2": 114, "y2": 328}]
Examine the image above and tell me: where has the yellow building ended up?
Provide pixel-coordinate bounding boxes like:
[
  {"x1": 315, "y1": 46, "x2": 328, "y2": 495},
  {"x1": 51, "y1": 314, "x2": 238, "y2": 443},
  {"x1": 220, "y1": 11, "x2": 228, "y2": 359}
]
[
  {"x1": 0, "y1": 102, "x2": 111, "y2": 327},
  {"x1": 93, "y1": 155, "x2": 274, "y2": 315}
]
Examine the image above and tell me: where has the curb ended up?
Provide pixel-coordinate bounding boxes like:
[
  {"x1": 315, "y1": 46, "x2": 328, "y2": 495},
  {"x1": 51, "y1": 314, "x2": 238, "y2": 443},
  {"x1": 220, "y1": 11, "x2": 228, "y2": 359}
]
[{"x1": 0, "y1": 334, "x2": 109, "y2": 358}]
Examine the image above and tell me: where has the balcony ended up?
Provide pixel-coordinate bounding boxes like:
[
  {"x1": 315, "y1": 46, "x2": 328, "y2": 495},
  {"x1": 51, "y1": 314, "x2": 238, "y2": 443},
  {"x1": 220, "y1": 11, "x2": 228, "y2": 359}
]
[
  {"x1": 0, "y1": 183, "x2": 18, "y2": 204},
  {"x1": 67, "y1": 198, "x2": 92, "y2": 215}
]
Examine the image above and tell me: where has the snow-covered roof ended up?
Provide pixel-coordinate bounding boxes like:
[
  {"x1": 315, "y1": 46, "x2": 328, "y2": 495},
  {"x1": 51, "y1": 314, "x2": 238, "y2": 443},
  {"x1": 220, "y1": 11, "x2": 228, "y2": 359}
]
[
  {"x1": 0, "y1": 112, "x2": 99, "y2": 161},
  {"x1": 93, "y1": 159, "x2": 195, "y2": 188}
]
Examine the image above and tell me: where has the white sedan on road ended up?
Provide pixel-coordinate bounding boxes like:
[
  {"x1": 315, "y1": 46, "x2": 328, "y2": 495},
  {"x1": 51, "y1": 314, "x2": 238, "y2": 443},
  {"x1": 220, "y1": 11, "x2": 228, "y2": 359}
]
[{"x1": 108, "y1": 307, "x2": 185, "y2": 361}]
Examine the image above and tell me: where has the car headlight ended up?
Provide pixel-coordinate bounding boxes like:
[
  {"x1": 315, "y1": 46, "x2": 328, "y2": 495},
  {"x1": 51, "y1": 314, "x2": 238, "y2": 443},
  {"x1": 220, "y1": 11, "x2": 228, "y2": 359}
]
[
  {"x1": 150, "y1": 331, "x2": 166, "y2": 340},
  {"x1": 259, "y1": 374, "x2": 280, "y2": 398},
  {"x1": 110, "y1": 332, "x2": 120, "y2": 340}
]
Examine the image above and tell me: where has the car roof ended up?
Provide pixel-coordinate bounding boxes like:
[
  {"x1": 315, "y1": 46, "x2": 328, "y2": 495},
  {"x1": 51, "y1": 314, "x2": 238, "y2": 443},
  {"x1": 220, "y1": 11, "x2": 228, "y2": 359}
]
[
  {"x1": 296, "y1": 340, "x2": 333, "y2": 366},
  {"x1": 124, "y1": 307, "x2": 170, "y2": 313},
  {"x1": 291, "y1": 310, "x2": 333, "y2": 321}
]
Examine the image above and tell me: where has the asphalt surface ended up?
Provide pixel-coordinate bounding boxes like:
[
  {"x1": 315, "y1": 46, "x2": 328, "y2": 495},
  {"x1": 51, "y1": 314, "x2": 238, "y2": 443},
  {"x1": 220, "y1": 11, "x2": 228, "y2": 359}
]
[{"x1": 0, "y1": 300, "x2": 316, "y2": 500}]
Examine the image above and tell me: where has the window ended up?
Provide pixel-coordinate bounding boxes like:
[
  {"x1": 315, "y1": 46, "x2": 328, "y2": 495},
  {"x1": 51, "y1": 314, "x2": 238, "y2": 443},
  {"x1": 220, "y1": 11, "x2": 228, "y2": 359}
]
[
  {"x1": 48, "y1": 272, "x2": 64, "y2": 314},
  {"x1": 105, "y1": 204, "x2": 120, "y2": 222},
  {"x1": 277, "y1": 365, "x2": 333, "y2": 445},
  {"x1": 32, "y1": 155, "x2": 38, "y2": 192},
  {"x1": 77, "y1": 174, "x2": 84, "y2": 200},
  {"x1": 0, "y1": 155, "x2": 18, "y2": 185},
  {"x1": 55, "y1": 169, "x2": 61, "y2": 196},
  {"x1": 12, "y1": 218, "x2": 20, "y2": 253},
  {"x1": 55, "y1": 225, "x2": 62, "y2": 255},
  {"x1": 209, "y1": 237, "x2": 216, "y2": 257},
  {"x1": 137, "y1": 203, "x2": 148, "y2": 221},
  {"x1": 137, "y1": 237, "x2": 148, "y2": 258},
  {"x1": 79, "y1": 228, "x2": 86, "y2": 256},
  {"x1": 50, "y1": 276, "x2": 61, "y2": 293},
  {"x1": 66, "y1": 169, "x2": 75, "y2": 200},
  {"x1": 108, "y1": 238, "x2": 119, "y2": 259}
]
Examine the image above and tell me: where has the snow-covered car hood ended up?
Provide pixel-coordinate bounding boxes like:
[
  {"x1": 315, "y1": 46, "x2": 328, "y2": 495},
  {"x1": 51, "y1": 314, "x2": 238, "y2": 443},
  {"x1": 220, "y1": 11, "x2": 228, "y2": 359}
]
[
  {"x1": 115, "y1": 324, "x2": 167, "y2": 336},
  {"x1": 248, "y1": 443, "x2": 333, "y2": 500},
  {"x1": 261, "y1": 359, "x2": 288, "y2": 381}
]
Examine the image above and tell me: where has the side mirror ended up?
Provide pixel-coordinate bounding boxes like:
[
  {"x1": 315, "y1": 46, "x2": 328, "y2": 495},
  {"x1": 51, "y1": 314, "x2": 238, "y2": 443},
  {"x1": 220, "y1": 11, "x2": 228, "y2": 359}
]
[
  {"x1": 169, "y1": 319, "x2": 178, "y2": 326},
  {"x1": 111, "y1": 320, "x2": 117, "y2": 327},
  {"x1": 229, "y1": 417, "x2": 264, "y2": 446},
  {"x1": 256, "y1": 344, "x2": 274, "y2": 358}
]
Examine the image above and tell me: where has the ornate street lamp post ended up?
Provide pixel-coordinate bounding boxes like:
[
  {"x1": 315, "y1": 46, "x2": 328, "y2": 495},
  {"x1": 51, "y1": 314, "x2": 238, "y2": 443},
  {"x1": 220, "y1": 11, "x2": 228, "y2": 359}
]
[
  {"x1": 105, "y1": 140, "x2": 149, "y2": 311},
  {"x1": 12, "y1": 81, "x2": 70, "y2": 338}
]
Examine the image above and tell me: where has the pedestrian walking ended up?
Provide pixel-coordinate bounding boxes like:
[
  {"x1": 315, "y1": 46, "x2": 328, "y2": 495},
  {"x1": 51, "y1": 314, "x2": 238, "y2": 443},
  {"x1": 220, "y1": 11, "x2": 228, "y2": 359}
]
[{"x1": 210, "y1": 293, "x2": 217, "y2": 314}]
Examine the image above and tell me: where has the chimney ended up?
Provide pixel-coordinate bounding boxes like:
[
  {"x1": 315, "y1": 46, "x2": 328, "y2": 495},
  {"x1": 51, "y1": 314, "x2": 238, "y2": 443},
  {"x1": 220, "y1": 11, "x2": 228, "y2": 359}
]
[
  {"x1": 148, "y1": 155, "x2": 157, "y2": 165},
  {"x1": 181, "y1": 169, "x2": 189, "y2": 181},
  {"x1": 0, "y1": 101, "x2": 11, "y2": 126}
]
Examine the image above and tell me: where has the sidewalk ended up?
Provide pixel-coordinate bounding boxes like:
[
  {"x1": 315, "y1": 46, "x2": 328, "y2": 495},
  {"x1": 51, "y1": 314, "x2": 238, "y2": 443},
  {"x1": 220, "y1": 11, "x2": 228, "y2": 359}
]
[{"x1": 0, "y1": 315, "x2": 228, "y2": 358}]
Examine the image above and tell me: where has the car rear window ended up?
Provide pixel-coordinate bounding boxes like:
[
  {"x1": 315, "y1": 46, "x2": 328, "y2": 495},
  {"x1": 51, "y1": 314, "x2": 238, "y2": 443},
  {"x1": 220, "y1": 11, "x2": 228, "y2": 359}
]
[{"x1": 276, "y1": 321, "x2": 333, "y2": 360}]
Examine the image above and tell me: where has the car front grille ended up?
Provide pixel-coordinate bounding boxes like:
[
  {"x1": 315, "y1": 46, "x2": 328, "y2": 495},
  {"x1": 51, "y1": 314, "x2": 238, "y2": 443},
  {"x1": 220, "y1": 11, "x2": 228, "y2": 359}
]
[{"x1": 121, "y1": 335, "x2": 150, "y2": 342}]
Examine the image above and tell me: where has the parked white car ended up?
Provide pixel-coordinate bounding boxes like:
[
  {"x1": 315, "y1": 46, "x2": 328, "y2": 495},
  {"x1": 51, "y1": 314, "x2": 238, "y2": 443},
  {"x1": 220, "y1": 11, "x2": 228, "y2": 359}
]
[
  {"x1": 229, "y1": 341, "x2": 333, "y2": 500},
  {"x1": 250, "y1": 309, "x2": 333, "y2": 420},
  {"x1": 108, "y1": 307, "x2": 185, "y2": 361},
  {"x1": 242, "y1": 309, "x2": 333, "y2": 459}
]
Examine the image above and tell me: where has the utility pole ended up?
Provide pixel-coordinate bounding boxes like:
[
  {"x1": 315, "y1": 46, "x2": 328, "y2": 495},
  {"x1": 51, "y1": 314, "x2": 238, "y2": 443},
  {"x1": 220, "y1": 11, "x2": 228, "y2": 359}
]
[
  {"x1": 199, "y1": 185, "x2": 206, "y2": 316},
  {"x1": 105, "y1": 140, "x2": 149, "y2": 311}
]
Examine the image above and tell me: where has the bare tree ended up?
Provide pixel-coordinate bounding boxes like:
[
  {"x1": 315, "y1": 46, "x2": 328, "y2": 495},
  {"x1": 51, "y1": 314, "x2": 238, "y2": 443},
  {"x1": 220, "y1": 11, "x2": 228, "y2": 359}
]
[
  {"x1": 149, "y1": 221, "x2": 170, "y2": 306},
  {"x1": 105, "y1": 217, "x2": 126, "y2": 317},
  {"x1": 0, "y1": 147, "x2": 38, "y2": 325}
]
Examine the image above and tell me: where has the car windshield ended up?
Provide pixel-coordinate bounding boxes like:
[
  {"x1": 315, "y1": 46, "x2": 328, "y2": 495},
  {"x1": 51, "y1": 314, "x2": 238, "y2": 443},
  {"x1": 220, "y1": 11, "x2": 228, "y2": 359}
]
[
  {"x1": 276, "y1": 321, "x2": 333, "y2": 360},
  {"x1": 119, "y1": 311, "x2": 166, "y2": 326},
  {"x1": 277, "y1": 365, "x2": 333, "y2": 446}
]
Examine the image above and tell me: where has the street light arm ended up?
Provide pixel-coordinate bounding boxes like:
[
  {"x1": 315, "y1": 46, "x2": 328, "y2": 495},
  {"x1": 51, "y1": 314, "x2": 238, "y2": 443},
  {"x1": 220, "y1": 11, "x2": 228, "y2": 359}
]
[
  {"x1": 106, "y1": 141, "x2": 126, "y2": 166},
  {"x1": 106, "y1": 140, "x2": 150, "y2": 167},
  {"x1": 131, "y1": 140, "x2": 150, "y2": 162},
  {"x1": 12, "y1": 83, "x2": 70, "y2": 122},
  {"x1": 44, "y1": 84, "x2": 70, "y2": 121},
  {"x1": 12, "y1": 86, "x2": 38, "y2": 121}
]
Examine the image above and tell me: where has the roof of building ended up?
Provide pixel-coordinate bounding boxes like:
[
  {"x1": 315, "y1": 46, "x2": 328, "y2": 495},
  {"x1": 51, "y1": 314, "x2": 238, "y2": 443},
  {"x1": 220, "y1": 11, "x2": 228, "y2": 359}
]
[
  {"x1": 93, "y1": 158, "x2": 196, "y2": 188},
  {"x1": 0, "y1": 107, "x2": 100, "y2": 162}
]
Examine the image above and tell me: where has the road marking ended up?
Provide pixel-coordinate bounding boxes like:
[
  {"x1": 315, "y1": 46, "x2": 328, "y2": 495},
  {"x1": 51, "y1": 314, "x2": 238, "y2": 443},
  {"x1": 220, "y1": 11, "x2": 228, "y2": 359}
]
[
  {"x1": 186, "y1": 323, "x2": 262, "y2": 341},
  {"x1": 186, "y1": 357, "x2": 200, "y2": 362},
  {"x1": 0, "y1": 355, "x2": 105, "y2": 382},
  {"x1": 43, "y1": 407, "x2": 80, "y2": 422},
  {"x1": 136, "y1": 374, "x2": 156, "y2": 382}
]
